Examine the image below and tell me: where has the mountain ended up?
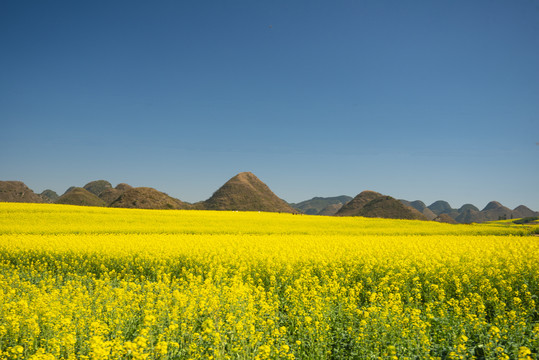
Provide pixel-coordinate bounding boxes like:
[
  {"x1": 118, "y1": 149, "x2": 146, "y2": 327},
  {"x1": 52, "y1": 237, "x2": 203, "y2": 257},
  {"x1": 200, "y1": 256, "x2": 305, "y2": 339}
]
[
  {"x1": 337, "y1": 191, "x2": 427, "y2": 220},
  {"x1": 336, "y1": 191, "x2": 384, "y2": 216},
  {"x1": 109, "y1": 187, "x2": 188, "y2": 210},
  {"x1": 400, "y1": 200, "x2": 437, "y2": 220},
  {"x1": 40, "y1": 189, "x2": 59, "y2": 203},
  {"x1": 202, "y1": 172, "x2": 297, "y2": 213},
  {"x1": 99, "y1": 183, "x2": 133, "y2": 205},
  {"x1": 0, "y1": 181, "x2": 44, "y2": 203},
  {"x1": 55, "y1": 187, "x2": 106, "y2": 207},
  {"x1": 483, "y1": 201, "x2": 504, "y2": 211},
  {"x1": 83, "y1": 180, "x2": 112, "y2": 196},
  {"x1": 290, "y1": 196, "x2": 352, "y2": 215},
  {"x1": 512, "y1": 205, "x2": 538, "y2": 219},
  {"x1": 63, "y1": 186, "x2": 76, "y2": 195},
  {"x1": 481, "y1": 201, "x2": 514, "y2": 221},
  {"x1": 318, "y1": 203, "x2": 344, "y2": 216}
]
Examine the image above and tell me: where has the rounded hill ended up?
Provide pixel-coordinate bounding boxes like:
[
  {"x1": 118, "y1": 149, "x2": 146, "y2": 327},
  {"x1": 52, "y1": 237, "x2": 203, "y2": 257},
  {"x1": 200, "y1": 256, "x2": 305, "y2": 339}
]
[
  {"x1": 428, "y1": 201, "x2": 454, "y2": 215},
  {"x1": 55, "y1": 187, "x2": 106, "y2": 207},
  {"x1": 356, "y1": 196, "x2": 427, "y2": 220},
  {"x1": 40, "y1": 189, "x2": 59, "y2": 203},
  {"x1": 336, "y1": 191, "x2": 383, "y2": 216},
  {"x1": 83, "y1": 180, "x2": 112, "y2": 196}
]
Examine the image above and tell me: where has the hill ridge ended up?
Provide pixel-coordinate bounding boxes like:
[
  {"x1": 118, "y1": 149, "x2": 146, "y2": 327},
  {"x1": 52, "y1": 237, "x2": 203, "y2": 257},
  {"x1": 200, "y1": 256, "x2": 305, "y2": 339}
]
[
  {"x1": 109, "y1": 187, "x2": 188, "y2": 210},
  {"x1": 337, "y1": 191, "x2": 427, "y2": 220},
  {"x1": 2, "y1": 178, "x2": 538, "y2": 222}
]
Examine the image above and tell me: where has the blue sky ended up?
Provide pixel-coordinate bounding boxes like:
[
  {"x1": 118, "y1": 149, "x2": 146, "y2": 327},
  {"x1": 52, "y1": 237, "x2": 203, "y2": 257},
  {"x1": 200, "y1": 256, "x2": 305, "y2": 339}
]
[{"x1": 1, "y1": 0, "x2": 538, "y2": 210}]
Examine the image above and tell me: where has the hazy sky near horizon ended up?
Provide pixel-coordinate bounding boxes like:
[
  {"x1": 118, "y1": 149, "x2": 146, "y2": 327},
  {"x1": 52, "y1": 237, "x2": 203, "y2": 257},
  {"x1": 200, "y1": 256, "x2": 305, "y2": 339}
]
[{"x1": 1, "y1": 0, "x2": 538, "y2": 209}]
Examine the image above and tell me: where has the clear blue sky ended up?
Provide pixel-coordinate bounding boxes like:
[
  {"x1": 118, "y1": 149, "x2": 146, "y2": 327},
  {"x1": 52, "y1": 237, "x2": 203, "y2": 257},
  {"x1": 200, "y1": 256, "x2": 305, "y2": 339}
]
[{"x1": 1, "y1": 0, "x2": 538, "y2": 210}]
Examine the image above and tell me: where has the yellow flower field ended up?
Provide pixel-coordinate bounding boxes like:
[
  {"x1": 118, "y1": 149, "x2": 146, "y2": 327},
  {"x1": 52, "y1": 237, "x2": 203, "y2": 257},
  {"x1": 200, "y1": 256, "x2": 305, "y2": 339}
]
[{"x1": 0, "y1": 203, "x2": 538, "y2": 359}]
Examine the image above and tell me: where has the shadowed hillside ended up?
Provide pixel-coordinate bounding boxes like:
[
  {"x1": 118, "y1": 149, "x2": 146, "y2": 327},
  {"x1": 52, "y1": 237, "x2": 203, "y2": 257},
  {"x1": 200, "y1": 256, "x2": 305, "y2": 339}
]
[
  {"x1": 202, "y1": 172, "x2": 297, "y2": 213},
  {"x1": 83, "y1": 180, "x2": 112, "y2": 196},
  {"x1": 356, "y1": 196, "x2": 427, "y2": 220},
  {"x1": 434, "y1": 213, "x2": 458, "y2": 224},
  {"x1": 39, "y1": 189, "x2": 59, "y2": 203},
  {"x1": 455, "y1": 209, "x2": 482, "y2": 224},
  {"x1": 55, "y1": 187, "x2": 106, "y2": 207},
  {"x1": 99, "y1": 183, "x2": 133, "y2": 205},
  {"x1": 0, "y1": 181, "x2": 44, "y2": 203},
  {"x1": 318, "y1": 203, "x2": 344, "y2": 216},
  {"x1": 336, "y1": 191, "x2": 384, "y2": 216},
  {"x1": 109, "y1": 187, "x2": 188, "y2": 210},
  {"x1": 400, "y1": 200, "x2": 437, "y2": 220}
]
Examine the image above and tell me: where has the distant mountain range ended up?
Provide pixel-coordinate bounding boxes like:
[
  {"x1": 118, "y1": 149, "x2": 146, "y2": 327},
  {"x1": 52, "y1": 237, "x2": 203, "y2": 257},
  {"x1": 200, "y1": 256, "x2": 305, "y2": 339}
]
[
  {"x1": 1, "y1": 175, "x2": 537, "y2": 223},
  {"x1": 290, "y1": 196, "x2": 352, "y2": 215},
  {"x1": 397, "y1": 198, "x2": 538, "y2": 223}
]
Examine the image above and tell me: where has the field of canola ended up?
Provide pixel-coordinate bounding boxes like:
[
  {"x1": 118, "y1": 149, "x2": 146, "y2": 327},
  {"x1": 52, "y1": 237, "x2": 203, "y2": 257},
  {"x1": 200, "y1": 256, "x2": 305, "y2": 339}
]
[{"x1": 0, "y1": 203, "x2": 538, "y2": 360}]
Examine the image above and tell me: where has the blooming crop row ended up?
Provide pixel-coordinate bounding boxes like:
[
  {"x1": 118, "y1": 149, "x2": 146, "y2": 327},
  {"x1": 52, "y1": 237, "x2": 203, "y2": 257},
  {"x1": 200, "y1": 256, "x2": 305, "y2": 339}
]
[{"x1": 0, "y1": 203, "x2": 537, "y2": 359}]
